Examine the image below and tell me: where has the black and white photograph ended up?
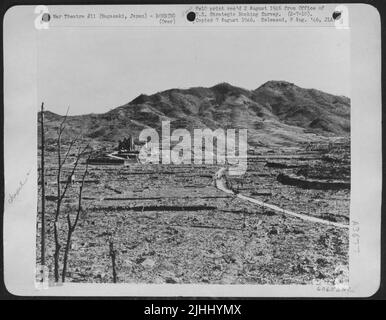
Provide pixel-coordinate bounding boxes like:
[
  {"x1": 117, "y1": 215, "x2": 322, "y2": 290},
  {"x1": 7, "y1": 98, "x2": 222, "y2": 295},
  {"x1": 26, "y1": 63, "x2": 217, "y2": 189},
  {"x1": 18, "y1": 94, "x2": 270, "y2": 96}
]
[{"x1": 2, "y1": 4, "x2": 382, "y2": 298}]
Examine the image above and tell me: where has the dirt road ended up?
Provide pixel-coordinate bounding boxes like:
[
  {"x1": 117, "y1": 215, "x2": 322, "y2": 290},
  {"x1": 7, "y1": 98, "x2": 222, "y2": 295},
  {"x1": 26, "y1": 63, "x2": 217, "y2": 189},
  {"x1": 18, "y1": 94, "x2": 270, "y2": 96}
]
[{"x1": 214, "y1": 167, "x2": 349, "y2": 229}]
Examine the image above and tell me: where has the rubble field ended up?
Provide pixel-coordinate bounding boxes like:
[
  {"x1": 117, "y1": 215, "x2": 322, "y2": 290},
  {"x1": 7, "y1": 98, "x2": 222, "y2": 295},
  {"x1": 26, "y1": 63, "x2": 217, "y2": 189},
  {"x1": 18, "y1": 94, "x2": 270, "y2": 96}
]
[{"x1": 36, "y1": 142, "x2": 349, "y2": 285}]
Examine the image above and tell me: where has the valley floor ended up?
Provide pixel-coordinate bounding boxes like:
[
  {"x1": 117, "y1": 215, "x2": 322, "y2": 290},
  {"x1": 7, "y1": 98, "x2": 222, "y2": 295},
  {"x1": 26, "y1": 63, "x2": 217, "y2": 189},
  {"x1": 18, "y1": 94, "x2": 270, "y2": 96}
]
[{"x1": 36, "y1": 145, "x2": 349, "y2": 285}]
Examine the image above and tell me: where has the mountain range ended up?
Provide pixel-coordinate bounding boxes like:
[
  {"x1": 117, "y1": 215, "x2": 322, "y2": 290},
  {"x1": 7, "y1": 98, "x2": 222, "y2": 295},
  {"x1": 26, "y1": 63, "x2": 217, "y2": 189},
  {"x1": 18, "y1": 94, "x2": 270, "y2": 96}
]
[{"x1": 40, "y1": 81, "x2": 350, "y2": 147}]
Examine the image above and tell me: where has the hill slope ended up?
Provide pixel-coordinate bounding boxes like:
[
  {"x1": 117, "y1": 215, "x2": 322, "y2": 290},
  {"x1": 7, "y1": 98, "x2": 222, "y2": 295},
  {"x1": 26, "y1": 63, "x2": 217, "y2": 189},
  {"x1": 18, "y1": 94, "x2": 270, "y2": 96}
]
[{"x1": 39, "y1": 81, "x2": 350, "y2": 147}]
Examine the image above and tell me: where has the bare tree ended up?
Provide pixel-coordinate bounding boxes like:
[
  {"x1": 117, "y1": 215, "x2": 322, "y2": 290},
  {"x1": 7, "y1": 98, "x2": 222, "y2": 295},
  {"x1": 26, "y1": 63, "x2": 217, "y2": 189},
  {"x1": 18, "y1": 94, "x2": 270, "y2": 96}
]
[
  {"x1": 40, "y1": 102, "x2": 46, "y2": 274},
  {"x1": 61, "y1": 156, "x2": 90, "y2": 282},
  {"x1": 53, "y1": 108, "x2": 89, "y2": 282}
]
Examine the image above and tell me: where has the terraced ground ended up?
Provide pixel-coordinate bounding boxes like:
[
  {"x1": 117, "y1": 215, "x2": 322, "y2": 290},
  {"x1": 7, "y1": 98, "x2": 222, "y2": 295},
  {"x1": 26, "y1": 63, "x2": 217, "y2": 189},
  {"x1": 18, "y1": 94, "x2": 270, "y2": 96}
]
[{"x1": 36, "y1": 143, "x2": 349, "y2": 285}]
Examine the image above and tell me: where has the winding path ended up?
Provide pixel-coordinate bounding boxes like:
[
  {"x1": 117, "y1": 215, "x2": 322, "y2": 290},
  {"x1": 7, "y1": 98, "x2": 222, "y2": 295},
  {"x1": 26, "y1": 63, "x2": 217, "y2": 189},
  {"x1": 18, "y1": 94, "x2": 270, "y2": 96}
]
[{"x1": 214, "y1": 168, "x2": 349, "y2": 229}]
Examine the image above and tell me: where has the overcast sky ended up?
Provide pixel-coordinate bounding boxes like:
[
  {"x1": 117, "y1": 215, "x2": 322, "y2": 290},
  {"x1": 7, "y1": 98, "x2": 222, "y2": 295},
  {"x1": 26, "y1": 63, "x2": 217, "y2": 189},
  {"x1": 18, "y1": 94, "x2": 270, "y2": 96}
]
[{"x1": 37, "y1": 26, "x2": 350, "y2": 115}]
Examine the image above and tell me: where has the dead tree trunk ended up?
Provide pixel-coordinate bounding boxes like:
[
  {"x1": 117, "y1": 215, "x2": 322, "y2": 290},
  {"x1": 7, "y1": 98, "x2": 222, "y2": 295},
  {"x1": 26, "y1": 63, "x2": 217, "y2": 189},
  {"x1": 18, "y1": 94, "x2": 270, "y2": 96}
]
[
  {"x1": 54, "y1": 111, "x2": 67, "y2": 282},
  {"x1": 40, "y1": 102, "x2": 46, "y2": 271},
  {"x1": 62, "y1": 157, "x2": 89, "y2": 283},
  {"x1": 109, "y1": 240, "x2": 117, "y2": 283},
  {"x1": 53, "y1": 107, "x2": 85, "y2": 282}
]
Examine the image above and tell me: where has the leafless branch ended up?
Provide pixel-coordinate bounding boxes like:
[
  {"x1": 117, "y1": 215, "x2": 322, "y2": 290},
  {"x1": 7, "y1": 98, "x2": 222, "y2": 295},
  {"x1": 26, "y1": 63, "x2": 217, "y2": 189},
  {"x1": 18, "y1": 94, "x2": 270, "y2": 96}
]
[
  {"x1": 57, "y1": 106, "x2": 70, "y2": 136},
  {"x1": 60, "y1": 134, "x2": 80, "y2": 169},
  {"x1": 61, "y1": 155, "x2": 90, "y2": 283},
  {"x1": 59, "y1": 143, "x2": 90, "y2": 204},
  {"x1": 53, "y1": 106, "x2": 89, "y2": 282}
]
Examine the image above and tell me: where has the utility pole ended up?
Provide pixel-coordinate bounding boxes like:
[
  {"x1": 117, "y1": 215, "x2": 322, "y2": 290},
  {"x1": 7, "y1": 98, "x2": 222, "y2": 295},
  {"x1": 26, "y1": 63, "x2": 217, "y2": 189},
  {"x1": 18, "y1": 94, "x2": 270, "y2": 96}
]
[{"x1": 40, "y1": 102, "x2": 46, "y2": 269}]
